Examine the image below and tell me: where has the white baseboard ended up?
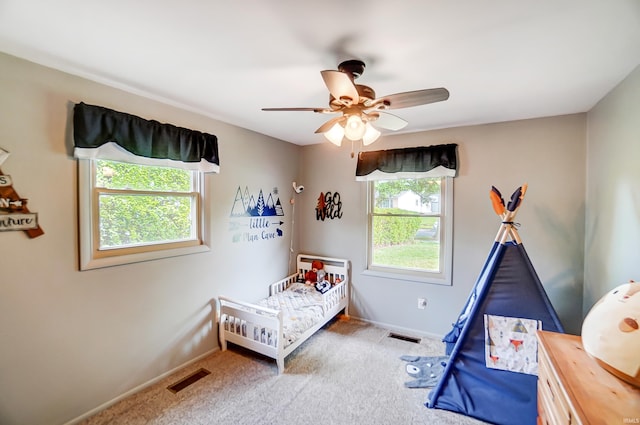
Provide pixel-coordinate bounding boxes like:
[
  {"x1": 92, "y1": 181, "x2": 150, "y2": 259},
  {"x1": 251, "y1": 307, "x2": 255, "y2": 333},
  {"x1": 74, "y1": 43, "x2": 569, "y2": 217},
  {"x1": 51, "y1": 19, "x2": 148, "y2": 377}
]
[
  {"x1": 349, "y1": 315, "x2": 444, "y2": 341},
  {"x1": 63, "y1": 348, "x2": 218, "y2": 425},
  {"x1": 65, "y1": 318, "x2": 441, "y2": 424}
]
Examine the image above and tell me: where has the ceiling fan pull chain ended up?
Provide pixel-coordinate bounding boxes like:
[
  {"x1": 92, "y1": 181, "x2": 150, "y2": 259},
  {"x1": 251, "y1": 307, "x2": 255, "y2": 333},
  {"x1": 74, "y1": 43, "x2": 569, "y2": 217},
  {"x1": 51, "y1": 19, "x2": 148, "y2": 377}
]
[{"x1": 351, "y1": 139, "x2": 355, "y2": 158}]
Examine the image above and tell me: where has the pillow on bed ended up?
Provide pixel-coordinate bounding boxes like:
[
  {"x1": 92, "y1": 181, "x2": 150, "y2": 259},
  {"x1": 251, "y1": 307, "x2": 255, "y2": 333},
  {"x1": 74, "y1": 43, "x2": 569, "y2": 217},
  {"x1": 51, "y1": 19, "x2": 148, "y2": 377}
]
[
  {"x1": 316, "y1": 280, "x2": 331, "y2": 293},
  {"x1": 289, "y1": 282, "x2": 319, "y2": 294}
]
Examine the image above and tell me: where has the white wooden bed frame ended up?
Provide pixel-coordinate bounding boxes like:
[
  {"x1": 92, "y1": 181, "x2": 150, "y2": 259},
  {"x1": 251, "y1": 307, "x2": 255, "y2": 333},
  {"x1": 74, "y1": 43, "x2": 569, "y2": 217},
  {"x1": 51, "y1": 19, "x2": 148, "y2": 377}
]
[{"x1": 218, "y1": 254, "x2": 350, "y2": 374}]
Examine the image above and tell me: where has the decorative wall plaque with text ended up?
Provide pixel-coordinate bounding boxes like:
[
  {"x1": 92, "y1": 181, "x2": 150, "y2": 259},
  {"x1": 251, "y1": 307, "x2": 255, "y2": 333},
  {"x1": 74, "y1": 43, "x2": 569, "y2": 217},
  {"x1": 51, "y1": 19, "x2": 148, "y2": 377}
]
[
  {"x1": 0, "y1": 148, "x2": 44, "y2": 238},
  {"x1": 229, "y1": 185, "x2": 284, "y2": 243},
  {"x1": 315, "y1": 191, "x2": 343, "y2": 221}
]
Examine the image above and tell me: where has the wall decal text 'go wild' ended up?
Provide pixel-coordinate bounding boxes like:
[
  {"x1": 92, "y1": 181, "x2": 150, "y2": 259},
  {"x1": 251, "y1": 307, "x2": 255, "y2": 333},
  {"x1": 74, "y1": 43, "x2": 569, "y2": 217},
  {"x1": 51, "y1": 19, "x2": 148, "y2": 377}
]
[{"x1": 316, "y1": 191, "x2": 343, "y2": 221}]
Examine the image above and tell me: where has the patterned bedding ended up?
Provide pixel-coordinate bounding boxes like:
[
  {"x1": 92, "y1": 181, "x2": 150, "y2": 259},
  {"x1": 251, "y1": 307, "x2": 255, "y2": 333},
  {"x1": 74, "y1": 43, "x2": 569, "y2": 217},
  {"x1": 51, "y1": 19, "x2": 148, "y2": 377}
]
[{"x1": 256, "y1": 282, "x2": 325, "y2": 347}]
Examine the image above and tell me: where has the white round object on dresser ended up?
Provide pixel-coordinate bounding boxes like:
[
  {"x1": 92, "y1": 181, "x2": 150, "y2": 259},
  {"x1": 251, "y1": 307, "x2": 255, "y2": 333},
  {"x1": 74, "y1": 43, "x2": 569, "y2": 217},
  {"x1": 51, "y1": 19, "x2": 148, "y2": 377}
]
[{"x1": 581, "y1": 280, "x2": 640, "y2": 388}]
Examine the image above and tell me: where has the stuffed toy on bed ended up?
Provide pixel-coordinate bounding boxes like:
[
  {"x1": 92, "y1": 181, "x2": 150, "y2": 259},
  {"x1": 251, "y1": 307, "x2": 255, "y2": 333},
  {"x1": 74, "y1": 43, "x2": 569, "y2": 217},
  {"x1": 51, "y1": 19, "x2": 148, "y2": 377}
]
[
  {"x1": 315, "y1": 269, "x2": 331, "y2": 293},
  {"x1": 305, "y1": 260, "x2": 323, "y2": 284}
]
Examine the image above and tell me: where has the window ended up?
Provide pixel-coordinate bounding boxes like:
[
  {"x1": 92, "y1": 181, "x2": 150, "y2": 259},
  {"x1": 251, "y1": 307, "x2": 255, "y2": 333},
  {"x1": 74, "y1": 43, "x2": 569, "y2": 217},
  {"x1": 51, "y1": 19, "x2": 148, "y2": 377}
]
[
  {"x1": 78, "y1": 159, "x2": 209, "y2": 270},
  {"x1": 366, "y1": 176, "x2": 453, "y2": 285}
]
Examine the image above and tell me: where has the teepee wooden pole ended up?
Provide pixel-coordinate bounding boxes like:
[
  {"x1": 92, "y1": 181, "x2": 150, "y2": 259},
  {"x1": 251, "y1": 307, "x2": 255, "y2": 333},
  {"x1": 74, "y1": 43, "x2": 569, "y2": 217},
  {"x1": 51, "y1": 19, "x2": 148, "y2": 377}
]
[{"x1": 491, "y1": 184, "x2": 527, "y2": 245}]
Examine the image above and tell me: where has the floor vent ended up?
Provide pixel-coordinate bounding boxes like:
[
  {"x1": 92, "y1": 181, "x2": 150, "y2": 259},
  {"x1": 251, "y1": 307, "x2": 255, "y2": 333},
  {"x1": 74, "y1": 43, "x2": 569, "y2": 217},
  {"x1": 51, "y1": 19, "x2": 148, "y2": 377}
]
[
  {"x1": 167, "y1": 368, "x2": 211, "y2": 394},
  {"x1": 388, "y1": 332, "x2": 421, "y2": 344}
]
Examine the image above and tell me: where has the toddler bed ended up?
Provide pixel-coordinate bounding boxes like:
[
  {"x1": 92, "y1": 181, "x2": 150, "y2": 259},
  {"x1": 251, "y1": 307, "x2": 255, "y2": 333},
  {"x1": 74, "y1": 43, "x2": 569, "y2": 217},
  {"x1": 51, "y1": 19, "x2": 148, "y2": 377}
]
[{"x1": 218, "y1": 254, "x2": 349, "y2": 374}]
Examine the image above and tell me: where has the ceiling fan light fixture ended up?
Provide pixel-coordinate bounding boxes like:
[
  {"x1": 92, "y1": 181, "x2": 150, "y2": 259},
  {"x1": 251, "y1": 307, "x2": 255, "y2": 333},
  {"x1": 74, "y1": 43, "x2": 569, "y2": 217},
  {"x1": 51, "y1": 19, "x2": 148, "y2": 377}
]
[
  {"x1": 323, "y1": 122, "x2": 344, "y2": 146},
  {"x1": 344, "y1": 114, "x2": 366, "y2": 141},
  {"x1": 362, "y1": 122, "x2": 381, "y2": 146},
  {"x1": 261, "y1": 60, "x2": 450, "y2": 151}
]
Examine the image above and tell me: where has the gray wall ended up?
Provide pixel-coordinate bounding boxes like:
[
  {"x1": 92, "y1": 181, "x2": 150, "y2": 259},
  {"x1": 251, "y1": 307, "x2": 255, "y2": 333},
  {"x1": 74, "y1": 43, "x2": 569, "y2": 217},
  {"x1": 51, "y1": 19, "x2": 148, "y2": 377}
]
[
  {"x1": 1, "y1": 49, "x2": 637, "y2": 425},
  {"x1": 0, "y1": 52, "x2": 300, "y2": 425},
  {"x1": 584, "y1": 64, "x2": 640, "y2": 312},
  {"x1": 298, "y1": 115, "x2": 586, "y2": 337}
]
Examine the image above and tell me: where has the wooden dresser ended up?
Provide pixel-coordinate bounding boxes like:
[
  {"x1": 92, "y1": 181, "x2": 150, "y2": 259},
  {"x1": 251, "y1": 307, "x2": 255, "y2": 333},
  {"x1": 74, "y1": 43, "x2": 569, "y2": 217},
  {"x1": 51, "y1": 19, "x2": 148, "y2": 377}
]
[{"x1": 537, "y1": 330, "x2": 640, "y2": 425}]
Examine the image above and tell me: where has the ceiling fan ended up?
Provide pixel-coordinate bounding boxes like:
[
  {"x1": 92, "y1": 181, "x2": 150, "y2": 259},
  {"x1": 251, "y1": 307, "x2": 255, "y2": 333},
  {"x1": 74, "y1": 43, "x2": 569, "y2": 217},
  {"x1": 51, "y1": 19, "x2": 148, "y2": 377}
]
[{"x1": 262, "y1": 59, "x2": 449, "y2": 147}]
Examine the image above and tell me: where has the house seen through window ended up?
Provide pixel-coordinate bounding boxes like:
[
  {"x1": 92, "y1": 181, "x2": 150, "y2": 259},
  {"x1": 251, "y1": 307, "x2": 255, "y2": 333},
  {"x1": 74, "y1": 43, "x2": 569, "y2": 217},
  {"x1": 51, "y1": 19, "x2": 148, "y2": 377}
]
[{"x1": 367, "y1": 176, "x2": 452, "y2": 285}]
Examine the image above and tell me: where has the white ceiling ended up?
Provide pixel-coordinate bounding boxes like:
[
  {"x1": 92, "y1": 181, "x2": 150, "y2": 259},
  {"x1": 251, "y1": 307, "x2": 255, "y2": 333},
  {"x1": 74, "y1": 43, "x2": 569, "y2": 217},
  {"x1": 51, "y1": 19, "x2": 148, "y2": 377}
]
[{"x1": 1, "y1": 1, "x2": 639, "y2": 146}]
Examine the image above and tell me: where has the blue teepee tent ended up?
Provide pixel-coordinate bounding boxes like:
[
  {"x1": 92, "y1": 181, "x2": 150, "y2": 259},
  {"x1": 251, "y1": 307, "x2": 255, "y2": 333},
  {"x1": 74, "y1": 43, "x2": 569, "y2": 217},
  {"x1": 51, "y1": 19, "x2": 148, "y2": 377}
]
[{"x1": 426, "y1": 185, "x2": 564, "y2": 425}]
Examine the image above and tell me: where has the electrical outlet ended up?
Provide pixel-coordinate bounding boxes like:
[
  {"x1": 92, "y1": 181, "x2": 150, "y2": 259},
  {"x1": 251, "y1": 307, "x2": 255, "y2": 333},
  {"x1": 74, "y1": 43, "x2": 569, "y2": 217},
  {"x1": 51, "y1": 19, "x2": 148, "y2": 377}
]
[{"x1": 417, "y1": 298, "x2": 427, "y2": 309}]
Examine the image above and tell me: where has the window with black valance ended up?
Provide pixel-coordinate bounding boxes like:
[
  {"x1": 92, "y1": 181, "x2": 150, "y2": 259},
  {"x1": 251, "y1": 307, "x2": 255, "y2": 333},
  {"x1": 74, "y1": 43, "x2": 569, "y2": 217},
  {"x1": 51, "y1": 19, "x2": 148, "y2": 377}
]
[
  {"x1": 355, "y1": 143, "x2": 458, "y2": 181},
  {"x1": 73, "y1": 102, "x2": 220, "y2": 173}
]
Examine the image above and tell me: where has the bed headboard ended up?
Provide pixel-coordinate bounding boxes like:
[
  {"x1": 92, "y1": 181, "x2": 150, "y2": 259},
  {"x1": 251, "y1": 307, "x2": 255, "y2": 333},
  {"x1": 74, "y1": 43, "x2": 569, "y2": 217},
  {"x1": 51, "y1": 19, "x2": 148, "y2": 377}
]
[{"x1": 297, "y1": 254, "x2": 350, "y2": 284}]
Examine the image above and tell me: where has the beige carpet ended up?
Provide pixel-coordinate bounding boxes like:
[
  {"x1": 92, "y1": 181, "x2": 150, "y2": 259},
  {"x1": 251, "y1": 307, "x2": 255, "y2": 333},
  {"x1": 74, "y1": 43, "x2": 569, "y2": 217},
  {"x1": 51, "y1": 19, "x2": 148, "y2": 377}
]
[{"x1": 80, "y1": 317, "x2": 488, "y2": 425}]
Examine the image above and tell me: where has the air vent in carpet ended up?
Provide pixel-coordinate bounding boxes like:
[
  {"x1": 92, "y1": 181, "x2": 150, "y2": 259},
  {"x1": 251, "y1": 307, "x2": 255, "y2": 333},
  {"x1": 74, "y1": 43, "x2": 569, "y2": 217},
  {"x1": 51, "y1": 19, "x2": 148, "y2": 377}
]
[
  {"x1": 167, "y1": 368, "x2": 211, "y2": 393},
  {"x1": 388, "y1": 332, "x2": 421, "y2": 344}
]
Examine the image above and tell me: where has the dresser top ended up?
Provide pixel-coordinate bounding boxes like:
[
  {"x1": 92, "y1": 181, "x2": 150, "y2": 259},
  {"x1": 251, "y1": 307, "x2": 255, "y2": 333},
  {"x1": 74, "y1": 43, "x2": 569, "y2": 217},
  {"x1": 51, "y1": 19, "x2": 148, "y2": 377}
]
[{"x1": 538, "y1": 330, "x2": 640, "y2": 422}]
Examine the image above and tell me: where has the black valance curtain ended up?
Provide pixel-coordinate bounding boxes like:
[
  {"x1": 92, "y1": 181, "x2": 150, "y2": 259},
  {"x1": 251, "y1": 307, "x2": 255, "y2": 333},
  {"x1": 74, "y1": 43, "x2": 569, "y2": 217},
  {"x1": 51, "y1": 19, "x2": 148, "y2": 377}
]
[
  {"x1": 73, "y1": 102, "x2": 220, "y2": 173},
  {"x1": 355, "y1": 143, "x2": 458, "y2": 181}
]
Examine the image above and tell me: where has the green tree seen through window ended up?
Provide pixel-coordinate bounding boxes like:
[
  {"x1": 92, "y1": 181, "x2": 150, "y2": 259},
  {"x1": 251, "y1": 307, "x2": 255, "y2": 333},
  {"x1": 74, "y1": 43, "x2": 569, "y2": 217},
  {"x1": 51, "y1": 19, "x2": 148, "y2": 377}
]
[{"x1": 96, "y1": 160, "x2": 196, "y2": 249}]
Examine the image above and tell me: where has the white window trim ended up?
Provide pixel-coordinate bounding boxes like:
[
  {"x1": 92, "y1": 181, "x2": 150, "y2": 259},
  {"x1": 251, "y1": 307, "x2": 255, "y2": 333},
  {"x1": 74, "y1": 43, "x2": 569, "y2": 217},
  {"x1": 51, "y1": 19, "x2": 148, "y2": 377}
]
[
  {"x1": 78, "y1": 159, "x2": 210, "y2": 270},
  {"x1": 364, "y1": 177, "x2": 453, "y2": 286}
]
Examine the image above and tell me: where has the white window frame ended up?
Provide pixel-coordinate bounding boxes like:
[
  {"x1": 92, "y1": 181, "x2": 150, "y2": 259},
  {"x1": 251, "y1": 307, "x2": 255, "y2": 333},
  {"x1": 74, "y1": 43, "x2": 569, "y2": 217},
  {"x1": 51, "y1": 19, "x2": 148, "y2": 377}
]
[
  {"x1": 364, "y1": 176, "x2": 453, "y2": 285},
  {"x1": 78, "y1": 159, "x2": 210, "y2": 270}
]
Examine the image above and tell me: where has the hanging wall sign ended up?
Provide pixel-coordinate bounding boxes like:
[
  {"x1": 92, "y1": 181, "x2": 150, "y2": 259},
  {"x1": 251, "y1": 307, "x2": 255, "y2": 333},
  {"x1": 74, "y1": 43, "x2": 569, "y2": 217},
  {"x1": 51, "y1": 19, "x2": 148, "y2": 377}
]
[
  {"x1": 0, "y1": 148, "x2": 44, "y2": 238},
  {"x1": 229, "y1": 185, "x2": 284, "y2": 243},
  {"x1": 316, "y1": 191, "x2": 343, "y2": 221}
]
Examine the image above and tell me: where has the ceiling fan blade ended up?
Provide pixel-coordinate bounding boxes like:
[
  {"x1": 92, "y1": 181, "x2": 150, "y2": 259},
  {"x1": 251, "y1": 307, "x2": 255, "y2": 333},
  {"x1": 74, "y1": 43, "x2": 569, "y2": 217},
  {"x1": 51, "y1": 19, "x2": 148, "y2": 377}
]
[
  {"x1": 375, "y1": 87, "x2": 449, "y2": 110},
  {"x1": 262, "y1": 107, "x2": 330, "y2": 112},
  {"x1": 314, "y1": 116, "x2": 345, "y2": 134},
  {"x1": 371, "y1": 111, "x2": 408, "y2": 131},
  {"x1": 321, "y1": 70, "x2": 359, "y2": 105}
]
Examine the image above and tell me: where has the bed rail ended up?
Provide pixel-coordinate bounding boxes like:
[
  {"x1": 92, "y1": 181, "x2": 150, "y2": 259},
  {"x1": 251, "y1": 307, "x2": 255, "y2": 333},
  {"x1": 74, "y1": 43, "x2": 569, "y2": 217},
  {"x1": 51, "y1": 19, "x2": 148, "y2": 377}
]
[
  {"x1": 269, "y1": 273, "x2": 298, "y2": 295},
  {"x1": 218, "y1": 296, "x2": 284, "y2": 367},
  {"x1": 296, "y1": 254, "x2": 349, "y2": 286},
  {"x1": 218, "y1": 254, "x2": 350, "y2": 373}
]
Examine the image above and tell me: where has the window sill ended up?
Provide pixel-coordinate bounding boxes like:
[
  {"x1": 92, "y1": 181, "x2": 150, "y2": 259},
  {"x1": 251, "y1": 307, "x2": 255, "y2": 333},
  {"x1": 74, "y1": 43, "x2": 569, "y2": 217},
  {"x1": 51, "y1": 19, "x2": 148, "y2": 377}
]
[
  {"x1": 361, "y1": 268, "x2": 451, "y2": 286},
  {"x1": 80, "y1": 243, "x2": 210, "y2": 270}
]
